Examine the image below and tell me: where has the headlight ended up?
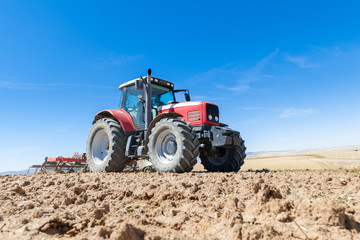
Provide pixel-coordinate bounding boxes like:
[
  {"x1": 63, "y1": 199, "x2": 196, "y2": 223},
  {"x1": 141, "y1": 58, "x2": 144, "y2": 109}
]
[
  {"x1": 215, "y1": 116, "x2": 219, "y2": 122},
  {"x1": 208, "y1": 114, "x2": 213, "y2": 120}
]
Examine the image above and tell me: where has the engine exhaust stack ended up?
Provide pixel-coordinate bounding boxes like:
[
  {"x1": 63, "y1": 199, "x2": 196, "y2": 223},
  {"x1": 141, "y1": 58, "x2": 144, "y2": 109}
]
[{"x1": 144, "y1": 68, "x2": 152, "y2": 136}]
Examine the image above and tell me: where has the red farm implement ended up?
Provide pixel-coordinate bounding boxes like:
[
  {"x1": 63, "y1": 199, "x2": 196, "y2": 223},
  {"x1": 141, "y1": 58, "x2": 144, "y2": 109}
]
[{"x1": 28, "y1": 152, "x2": 88, "y2": 174}]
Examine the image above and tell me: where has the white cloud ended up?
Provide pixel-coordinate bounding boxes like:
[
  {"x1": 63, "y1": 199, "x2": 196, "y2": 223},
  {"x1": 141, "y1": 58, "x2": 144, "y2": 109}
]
[
  {"x1": 187, "y1": 49, "x2": 279, "y2": 93},
  {"x1": 216, "y1": 84, "x2": 250, "y2": 93},
  {"x1": 0, "y1": 80, "x2": 110, "y2": 90},
  {"x1": 56, "y1": 126, "x2": 70, "y2": 134},
  {"x1": 191, "y1": 95, "x2": 225, "y2": 102},
  {"x1": 235, "y1": 117, "x2": 267, "y2": 125},
  {"x1": 308, "y1": 44, "x2": 359, "y2": 56},
  {"x1": 280, "y1": 108, "x2": 314, "y2": 118},
  {"x1": 238, "y1": 106, "x2": 314, "y2": 119},
  {"x1": 191, "y1": 95, "x2": 211, "y2": 101},
  {"x1": 0, "y1": 81, "x2": 67, "y2": 90},
  {"x1": 284, "y1": 55, "x2": 318, "y2": 68},
  {"x1": 242, "y1": 106, "x2": 261, "y2": 110},
  {"x1": 0, "y1": 145, "x2": 38, "y2": 164}
]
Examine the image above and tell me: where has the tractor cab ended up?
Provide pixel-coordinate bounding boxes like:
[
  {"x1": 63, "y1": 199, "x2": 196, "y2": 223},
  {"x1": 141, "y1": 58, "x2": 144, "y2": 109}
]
[{"x1": 118, "y1": 77, "x2": 179, "y2": 130}]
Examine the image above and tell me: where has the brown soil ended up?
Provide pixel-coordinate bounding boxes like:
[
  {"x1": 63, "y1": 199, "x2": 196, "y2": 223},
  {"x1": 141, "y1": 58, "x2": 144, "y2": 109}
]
[{"x1": 1, "y1": 170, "x2": 360, "y2": 240}]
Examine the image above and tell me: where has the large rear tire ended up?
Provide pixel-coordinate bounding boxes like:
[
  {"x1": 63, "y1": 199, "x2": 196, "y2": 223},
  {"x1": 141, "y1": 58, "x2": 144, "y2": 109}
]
[
  {"x1": 200, "y1": 139, "x2": 246, "y2": 172},
  {"x1": 148, "y1": 117, "x2": 199, "y2": 173},
  {"x1": 86, "y1": 118, "x2": 128, "y2": 172}
]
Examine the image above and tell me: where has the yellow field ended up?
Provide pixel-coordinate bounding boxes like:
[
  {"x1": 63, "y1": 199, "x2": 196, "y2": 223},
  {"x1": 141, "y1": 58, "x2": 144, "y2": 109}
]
[{"x1": 194, "y1": 145, "x2": 360, "y2": 171}]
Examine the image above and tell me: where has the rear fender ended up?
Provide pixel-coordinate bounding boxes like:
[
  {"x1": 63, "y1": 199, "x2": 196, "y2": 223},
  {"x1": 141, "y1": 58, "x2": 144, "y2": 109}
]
[
  {"x1": 93, "y1": 109, "x2": 135, "y2": 135},
  {"x1": 145, "y1": 112, "x2": 183, "y2": 144}
]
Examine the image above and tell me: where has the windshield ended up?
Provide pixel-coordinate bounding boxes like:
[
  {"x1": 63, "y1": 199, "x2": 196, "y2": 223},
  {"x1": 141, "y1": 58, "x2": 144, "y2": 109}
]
[
  {"x1": 151, "y1": 84, "x2": 174, "y2": 108},
  {"x1": 119, "y1": 84, "x2": 174, "y2": 130}
]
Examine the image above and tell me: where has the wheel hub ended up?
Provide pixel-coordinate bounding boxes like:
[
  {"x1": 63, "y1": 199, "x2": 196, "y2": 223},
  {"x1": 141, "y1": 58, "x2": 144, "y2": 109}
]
[
  {"x1": 156, "y1": 130, "x2": 178, "y2": 164},
  {"x1": 91, "y1": 129, "x2": 110, "y2": 165},
  {"x1": 165, "y1": 140, "x2": 177, "y2": 155},
  {"x1": 208, "y1": 147, "x2": 229, "y2": 166}
]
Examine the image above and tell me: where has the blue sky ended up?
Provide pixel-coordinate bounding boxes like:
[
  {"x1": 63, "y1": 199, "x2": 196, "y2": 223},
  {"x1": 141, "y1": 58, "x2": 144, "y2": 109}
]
[{"x1": 0, "y1": 1, "x2": 359, "y2": 171}]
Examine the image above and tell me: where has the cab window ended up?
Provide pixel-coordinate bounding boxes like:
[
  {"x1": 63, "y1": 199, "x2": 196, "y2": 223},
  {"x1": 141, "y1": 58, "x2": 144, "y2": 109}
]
[{"x1": 151, "y1": 84, "x2": 174, "y2": 109}]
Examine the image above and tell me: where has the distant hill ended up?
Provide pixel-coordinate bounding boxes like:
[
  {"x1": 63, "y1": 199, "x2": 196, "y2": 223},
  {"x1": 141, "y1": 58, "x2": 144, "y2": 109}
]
[
  {"x1": 0, "y1": 169, "x2": 35, "y2": 175},
  {"x1": 242, "y1": 145, "x2": 360, "y2": 170}
]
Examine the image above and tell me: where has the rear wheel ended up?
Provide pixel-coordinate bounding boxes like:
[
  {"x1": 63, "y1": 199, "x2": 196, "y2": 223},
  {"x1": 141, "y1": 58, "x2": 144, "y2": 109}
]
[
  {"x1": 148, "y1": 117, "x2": 199, "y2": 172},
  {"x1": 86, "y1": 118, "x2": 128, "y2": 172},
  {"x1": 200, "y1": 139, "x2": 246, "y2": 172}
]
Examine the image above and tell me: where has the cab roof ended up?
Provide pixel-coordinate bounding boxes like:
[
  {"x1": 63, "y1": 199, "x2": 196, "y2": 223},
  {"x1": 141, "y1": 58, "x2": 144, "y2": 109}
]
[{"x1": 118, "y1": 76, "x2": 175, "y2": 90}]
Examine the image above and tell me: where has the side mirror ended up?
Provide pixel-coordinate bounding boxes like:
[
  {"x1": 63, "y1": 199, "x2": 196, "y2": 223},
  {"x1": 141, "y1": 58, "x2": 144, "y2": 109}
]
[
  {"x1": 185, "y1": 93, "x2": 191, "y2": 101},
  {"x1": 135, "y1": 79, "x2": 143, "y2": 90}
]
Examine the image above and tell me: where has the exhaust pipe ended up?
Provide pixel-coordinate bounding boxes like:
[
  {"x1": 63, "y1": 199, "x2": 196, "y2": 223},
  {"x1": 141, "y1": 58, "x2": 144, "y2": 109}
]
[{"x1": 144, "y1": 68, "x2": 152, "y2": 136}]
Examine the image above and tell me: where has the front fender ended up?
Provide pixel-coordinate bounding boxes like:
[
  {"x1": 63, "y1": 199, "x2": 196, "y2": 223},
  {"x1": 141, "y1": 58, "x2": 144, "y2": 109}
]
[{"x1": 93, "y1": 109, "x2": 135, "y2": 134}]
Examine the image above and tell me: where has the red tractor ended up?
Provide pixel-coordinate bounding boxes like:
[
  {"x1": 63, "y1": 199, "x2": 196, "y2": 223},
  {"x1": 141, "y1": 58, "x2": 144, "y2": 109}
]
[{"x1": 86, "y1": 69, "x2": 246, "y2": 173}]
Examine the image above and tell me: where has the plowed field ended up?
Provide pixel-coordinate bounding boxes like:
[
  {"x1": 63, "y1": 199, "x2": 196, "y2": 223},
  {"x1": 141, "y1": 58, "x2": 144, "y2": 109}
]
[{"x1": 1, "y1": 169, "x2": 360, "y2": 239}]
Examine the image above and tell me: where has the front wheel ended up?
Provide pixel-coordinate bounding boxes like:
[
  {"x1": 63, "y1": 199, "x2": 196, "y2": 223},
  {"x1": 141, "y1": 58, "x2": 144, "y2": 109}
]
[
  {"x1": 148, "y1": 118, "x2": 199, "y2": 173},
  {"x1": 200, "y1": 139, "x2": 246, "y2": 172},
  {"x1": 86, "y1": 118, "x2": 128, "y2": 172}
]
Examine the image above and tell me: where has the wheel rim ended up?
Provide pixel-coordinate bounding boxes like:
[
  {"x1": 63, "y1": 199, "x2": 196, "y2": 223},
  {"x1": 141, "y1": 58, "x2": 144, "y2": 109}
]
[
  {"x1": 91, "y1": 129, "x2": 110, "y2": 165},
  {"x1": 208, "y1": 147, "x2": 229, "y2": 166},
  {"x1": 155, "y1": 129, "x2": 178, "y2": 164}
]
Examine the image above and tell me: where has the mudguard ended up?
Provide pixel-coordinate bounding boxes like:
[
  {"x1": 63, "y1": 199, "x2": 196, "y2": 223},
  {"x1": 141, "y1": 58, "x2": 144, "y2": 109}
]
[{"x1": 93, "y1": 109, "x2": 135, "y2": 134}]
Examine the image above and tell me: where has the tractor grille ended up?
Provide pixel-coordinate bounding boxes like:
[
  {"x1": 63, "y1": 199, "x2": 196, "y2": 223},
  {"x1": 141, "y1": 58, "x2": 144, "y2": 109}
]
[
  {"x1": 188, "y1": 110, "x2": 201, "y2": 122},
  {"x1": 206, "y1": 103, "x2": 219, "y2": 123}
]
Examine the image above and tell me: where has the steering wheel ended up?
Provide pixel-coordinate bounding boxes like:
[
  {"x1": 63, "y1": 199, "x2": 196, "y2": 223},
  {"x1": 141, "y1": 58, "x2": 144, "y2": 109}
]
[
  {"x1": 153, "y1": 101, "x2": 166, "y2": 109},
  {"x1": 124, "y1": 107, "x2": 139, "y2": 113}
]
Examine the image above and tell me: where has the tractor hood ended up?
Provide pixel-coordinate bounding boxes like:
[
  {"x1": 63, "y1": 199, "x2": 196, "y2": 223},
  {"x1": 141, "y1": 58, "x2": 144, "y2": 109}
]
[
  {"x1": 158, "y1": 101, "x2": 219, "y2": 126},
  {"x1": 158, "y1": 101, "x2": 204, "y2": 111}
]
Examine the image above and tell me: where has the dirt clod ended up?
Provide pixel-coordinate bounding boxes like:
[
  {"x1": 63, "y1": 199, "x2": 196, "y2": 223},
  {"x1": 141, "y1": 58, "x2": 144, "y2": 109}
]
[
  {"x1": 93, "y1": 208, "x2": 105, "y2": 220},
  {"x1": 72, "y1": 187, "x2": 84, "y2": 195},
  {"x1": 276, "y1": 212, "x2": 291, "y2": 222},
  {"x1": 12, "y1": 186, "x2": 25, "y2": 195},
  {"x1": 110, "y1": 223, "x2": 145, "y2": 240},
  {"x1": 339, "y1": 178, "x2": 347, "y2": 185}
]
